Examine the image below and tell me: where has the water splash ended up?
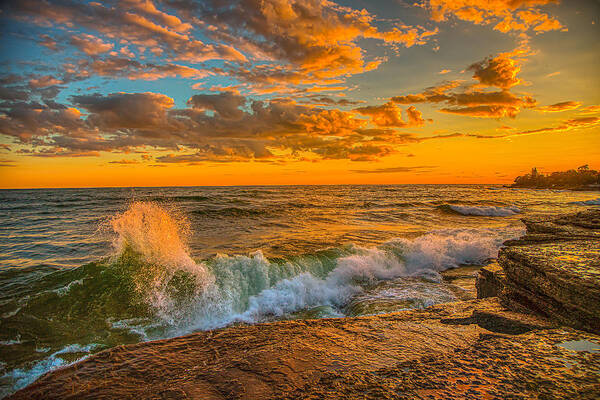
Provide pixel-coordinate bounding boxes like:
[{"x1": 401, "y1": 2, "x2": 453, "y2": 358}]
[
  {"x1": 105, "y1": 202, "x2": 520, "y2": 330},
  {"x1": 109, "y1": 201, "x2": 217, "y2": 325}
]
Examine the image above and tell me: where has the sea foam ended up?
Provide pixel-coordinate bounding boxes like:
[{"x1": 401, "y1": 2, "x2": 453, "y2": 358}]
[
  {"x1": 108, "y1": 202, "x2": 521, "y2": 332},
  {"x1": 441, "y1": 204, "x2": 522, "y2": 217}
]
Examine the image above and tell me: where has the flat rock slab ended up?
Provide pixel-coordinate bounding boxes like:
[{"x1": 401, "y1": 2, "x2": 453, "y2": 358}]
[
  {"x1": 498, "y1": 209, "x2": 600, "y2": 333},
  {"x1": 9, "y1": 298, "x2": 600, "y2": 400}
]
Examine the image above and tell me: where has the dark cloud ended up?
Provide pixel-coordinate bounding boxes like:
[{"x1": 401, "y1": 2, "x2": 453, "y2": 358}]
[{"x1": 187, "y1": 92, "x2": 247, "y2": 119}]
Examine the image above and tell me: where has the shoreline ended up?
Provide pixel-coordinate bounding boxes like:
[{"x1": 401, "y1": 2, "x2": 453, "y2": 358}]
[{"x1": 7, "y1": 210, "x2": 600, "y2": 399}]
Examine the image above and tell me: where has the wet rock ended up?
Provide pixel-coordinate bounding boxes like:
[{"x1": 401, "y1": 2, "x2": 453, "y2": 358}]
[
  {"x1": 8, "y1": 298, "x2": 600, "y2": 400},
  {"x1": 441, "y1": 264, "x2": 480, "y2": 300},
  {"x1": 475, "y1": 262, "x2": 505, "y2": 299},
  {"x1": 498, "y1": 209, "x2": 600, "y2": 333},
  {"x1": 503, "y1": 209, "x2": 600, "y2": 246}
]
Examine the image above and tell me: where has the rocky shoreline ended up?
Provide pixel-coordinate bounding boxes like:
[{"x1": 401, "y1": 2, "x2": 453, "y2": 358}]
[{"x1": 9, "y1": 210, "x2": 600, "y2": 399}]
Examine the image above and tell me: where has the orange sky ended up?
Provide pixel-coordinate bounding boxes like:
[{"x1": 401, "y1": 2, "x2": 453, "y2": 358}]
[{"x1": 0, "y1": 0, "x2": 598, "y2": 188}]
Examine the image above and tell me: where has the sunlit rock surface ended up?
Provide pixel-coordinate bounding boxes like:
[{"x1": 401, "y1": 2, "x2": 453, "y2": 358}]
[
  {"x1": 498, "y1": 209, "x2": 600, "y2": 333},
  {"x1": 8, "y1": 300, "x2": 599, "y2": 399}
]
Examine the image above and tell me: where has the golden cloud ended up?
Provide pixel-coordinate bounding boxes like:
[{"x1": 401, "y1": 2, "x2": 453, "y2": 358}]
[
  {"x1": 391, "y1": 49, "x2": 537, "y2": 118},
  {"x1": 355, "y1": 102, "x2": 426, "y2": 127},
  {"x1": 536, "y1": 101, "x2": 582, "y2": 113},
  {"x1": 420, "y1": 0, "x2": 564, "y2": 33}
]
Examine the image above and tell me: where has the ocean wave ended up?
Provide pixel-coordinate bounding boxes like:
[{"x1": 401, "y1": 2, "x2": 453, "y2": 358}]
[
  {"x1": 3, "y1": 202, "x2": 522, "y2": 333},
  {"x1": 0, "y1": 201, "x2": 524, "y2": 395},
  {"x1": 438, "y1": 204, "x2": 521, "y2": 217},
  {"x1": 108, "y1": 202, "x2": 521, "y2": 330},
  {"x1": 571, "y1": 198, "x2": 600, "y2": 206},
  {"x1": 0, "y1": 344, "x2": 101, "y2": 397}
]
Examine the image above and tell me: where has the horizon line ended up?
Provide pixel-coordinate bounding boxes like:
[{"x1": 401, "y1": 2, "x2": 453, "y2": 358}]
[{"x1": 0, "y1": 182, "x2": 509, "y2": 190}]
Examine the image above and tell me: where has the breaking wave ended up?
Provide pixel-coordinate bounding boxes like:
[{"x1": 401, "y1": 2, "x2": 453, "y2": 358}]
[
  {"x1": 96, "y1": 202, "x2": 523, "y2": 330},
  {"x1": 438, "y1": 204, "x2": 522, "y2": 217},
  {"x1": 1, "y1": 201, "x2": 524, "y2": 395}
]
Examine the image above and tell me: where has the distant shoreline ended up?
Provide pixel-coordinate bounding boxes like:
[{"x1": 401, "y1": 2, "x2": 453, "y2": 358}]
[
  {"x1": 506, "y1": 184, "x2": 600, "y2": 191},
  {"x1": 508, "y1": 166, "x2": 600, "y2": 191}
]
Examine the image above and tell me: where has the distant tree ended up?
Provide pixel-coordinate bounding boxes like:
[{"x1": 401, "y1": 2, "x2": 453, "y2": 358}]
[{"x1": 511, "y1": 165, "x2": 600, "y2": 189}]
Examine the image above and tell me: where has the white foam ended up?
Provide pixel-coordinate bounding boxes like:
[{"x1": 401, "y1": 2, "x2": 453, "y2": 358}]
[
  {"x1": 110, "y1": 201, "x2": 217, "y2": 324},
  {"x1": 52, "y1": 279, "x2": 83, "y2": 296},
  {"x1": 448, "y1": 205, "x2": 521, "y2": 216},
  {"x1": 107, "y1": 202, "x2": 523, "y2": 333},
  {"x1": 1, "y1": 343, "x2": 101, "y2": 397},
  {"x1": 228, "y1": 227, "x2": 521, "y2": 326}
]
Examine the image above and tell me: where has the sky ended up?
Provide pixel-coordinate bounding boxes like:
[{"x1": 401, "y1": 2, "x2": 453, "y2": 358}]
[{"x1": 0, "y1": 0, "x2": 598, "y2": 188}]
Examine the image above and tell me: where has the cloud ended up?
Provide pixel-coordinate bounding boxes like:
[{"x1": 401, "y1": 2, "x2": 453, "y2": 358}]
[
  {"x1": 109, "y1": 159, "x2": 140, "y2": 164},
  {"x1": 69, "y1": 34, "x2": 114, "y2": 56},
  {"x1": 187, "y1": 92, "x2": 247, "y2": 119},
  {"x1": 2, "y1": 0, "x2": 440, "y2": 98},
  {"x1": 577, "y1": 105, "x2": 600, "y2": 115},
  {"x1": 440, "y1": 104, "x2": 522, "y2": 118},
  {"x1": 0, "y1": 103, "x2": 85, "y2": 141},
  {"x1": 38, "y1": 34, "x2": 58, "y2": 51},
  {"x1": 7, "y1": 0, "x2": 247, "y2": 64},
  {"x1": 536, "y1": 101, "x2": 581, "y2": 113},
  {"x1": 28, "y1": 75, "x2": 63, "y2": 89},
  {"x1": 355, "y1": 102, "x2": 426, "y2": 128},
  {"x1": 455, "y1": 115, "x2": 600, "y2": 139},
  {"x1": 119, "y1": 47, "x2": 135, "y2": 58},
  {"x1": 1, "y1": 90, "x2": 405, "y2": 162},
  {"x1": 391, "y1": 49, "x2": 537, "y2": 118},
  {"x1": 419, "y1": 0, "x2": 564, "y2": 33},
  {"x1": 468, "y1": 54, "x2": 521, "y2": 89},
  {"x1": 72, "y1": 92, "x2": 174, "y2": 129},
  {"x1": 3, "y1": 0, "x2": 436, "y2": 87},
  {"x1": 74, "y1": 57, "x2": 210, "y2": 81},
  {"x1": 439, "y1": 69, "x2": 451, "y2": 74},
  {"x1": 171, "y1": 0, "x2": 437, "y2": 81},
  {"x1": 0, "y1": 86, "x2": 30, "y2": 101},
  {"x1": 0, "y1": 158, "x2": 17, "y2": 167},
  {"x1": 350, "y1": 165, "x2": 436, "y2": 173},
  {"x1": 156, "y1": 141, "x2": 275, "y2": 163},
  {"x1": 563, "y1": 116, "x2": 599, "y2": 127},
  {"x1": 301, "y1": 96, "x2": 364, "y2": 107}
]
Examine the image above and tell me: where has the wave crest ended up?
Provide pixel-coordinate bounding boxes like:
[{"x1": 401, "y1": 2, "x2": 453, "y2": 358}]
[
  {"x1": 438, "y1": 204, "x2": 521, "y2": 217},
  {"x1": 571, "y1": 198, "x2": 600, "y2": 206}
]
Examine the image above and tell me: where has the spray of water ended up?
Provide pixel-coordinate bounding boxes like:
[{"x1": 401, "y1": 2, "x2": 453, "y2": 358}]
[{"x1": 105, "y1": 201, "x2": 522, "y2": 331}]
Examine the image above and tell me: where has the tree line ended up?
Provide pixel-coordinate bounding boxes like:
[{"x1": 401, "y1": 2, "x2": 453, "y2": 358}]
[{"x1": 511, "y1": 165, "x2": 600, "y2": 189}]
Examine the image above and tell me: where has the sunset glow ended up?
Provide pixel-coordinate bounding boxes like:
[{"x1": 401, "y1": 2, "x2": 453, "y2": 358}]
[{"x1": 0, "y1": 0, "x2": 598, "y2": 188}]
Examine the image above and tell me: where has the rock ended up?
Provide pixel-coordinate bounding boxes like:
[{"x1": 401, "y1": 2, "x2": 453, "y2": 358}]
[
  {"x1": 475, "y1": 262, "x2": 505, "y2": 299},
  {"x1": 441, "y1": 264, "x2": 480, "y2": 301},
  {"x1": 504, "y1": 209, "x2": 600, "y2": 246},
  {"x1": 498, "y1": 209, "x2": 600, "y2": 333},
  {"x1": 7, "y1": 298, "x2": 599, "y2": 400}
]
